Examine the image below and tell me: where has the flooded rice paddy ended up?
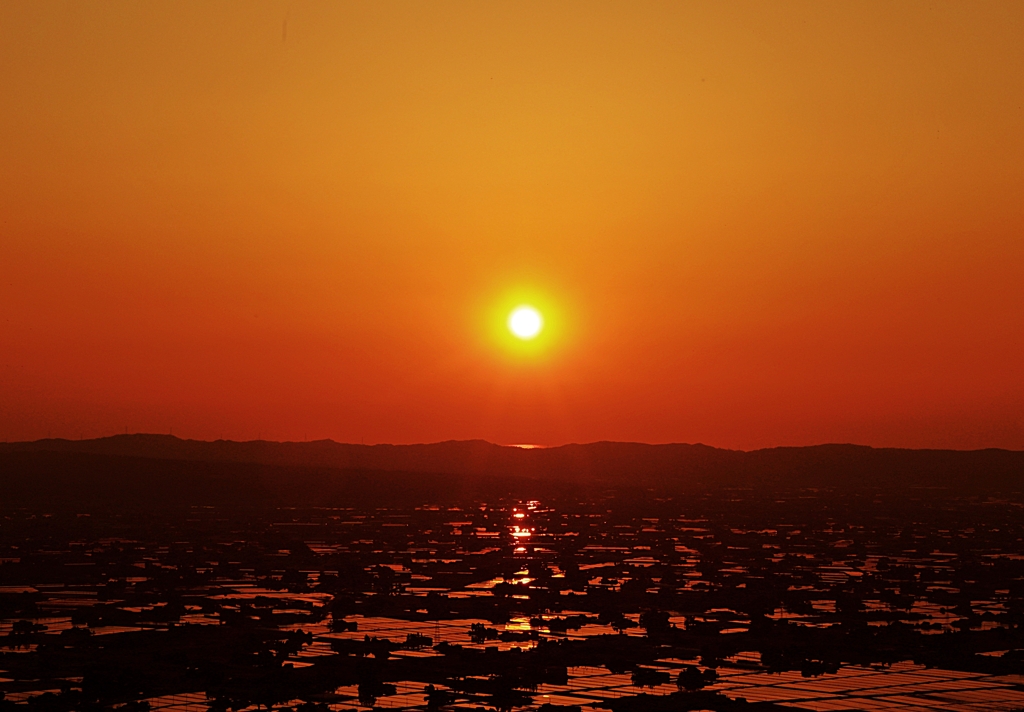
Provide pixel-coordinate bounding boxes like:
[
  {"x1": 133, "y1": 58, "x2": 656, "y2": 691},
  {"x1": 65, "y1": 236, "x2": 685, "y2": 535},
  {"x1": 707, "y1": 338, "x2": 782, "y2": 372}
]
[{"x1": 3, "y1": 489, "x2": 1024, "y2": 711}]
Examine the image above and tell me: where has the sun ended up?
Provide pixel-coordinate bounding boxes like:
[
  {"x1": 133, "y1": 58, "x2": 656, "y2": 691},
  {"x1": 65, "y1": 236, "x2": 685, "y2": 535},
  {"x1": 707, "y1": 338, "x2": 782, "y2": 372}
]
[{"x1": 508, "y1": 306, "x2": 543, "y2": 340}]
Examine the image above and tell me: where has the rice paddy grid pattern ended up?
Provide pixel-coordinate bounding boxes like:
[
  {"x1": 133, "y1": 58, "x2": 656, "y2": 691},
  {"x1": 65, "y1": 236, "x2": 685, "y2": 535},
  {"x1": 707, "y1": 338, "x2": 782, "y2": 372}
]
[
  {"x1": 143, "y1": 666, "x2": 1024, "y2": 712},
  {"x1": 291, "y1": 614, "x2": 652, "y2": 656},
  {"x1": 274, "y1": 614, "x2": 1024, "y2": 712},
  {"x1": 133, "y1": 630, "x2": 1024, "y2": 710},
  {"x1": 13, "y1": 622, "x2": 1022, "y2": 712},
  {"x1": 8, "y1": 499, "x2": 1024, "y2": 712}
]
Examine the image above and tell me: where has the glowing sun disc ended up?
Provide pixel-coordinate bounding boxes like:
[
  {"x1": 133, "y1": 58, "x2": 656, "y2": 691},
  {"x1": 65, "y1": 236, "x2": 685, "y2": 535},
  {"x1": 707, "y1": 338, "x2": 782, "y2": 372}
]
[{"x1": 508, "y1": 306, "x2": 543, "y2": 339}]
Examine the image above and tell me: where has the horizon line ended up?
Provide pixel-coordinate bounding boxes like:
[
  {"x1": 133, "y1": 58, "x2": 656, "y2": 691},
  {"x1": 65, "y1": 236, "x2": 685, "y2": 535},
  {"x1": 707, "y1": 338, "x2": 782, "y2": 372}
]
[{"x1": 2, "y1": 432, "x2": 1021, "y2": 454}]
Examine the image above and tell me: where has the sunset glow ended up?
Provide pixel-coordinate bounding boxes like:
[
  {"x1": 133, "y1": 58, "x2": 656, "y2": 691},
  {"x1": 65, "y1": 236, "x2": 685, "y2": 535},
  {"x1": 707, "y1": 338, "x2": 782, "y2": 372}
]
[
  {"x1": 1, "y1": 2, "x2": 1022, "y2": 449},
  {"x1": 5, "y1": 6, "x2": 1024, "y2": 706}
]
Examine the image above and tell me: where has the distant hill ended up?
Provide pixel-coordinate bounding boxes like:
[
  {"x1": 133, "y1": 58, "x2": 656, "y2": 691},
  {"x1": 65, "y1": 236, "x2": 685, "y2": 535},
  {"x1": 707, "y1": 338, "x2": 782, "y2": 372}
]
[{"x1": 1, "y1": 435, "x2": 1023, "y2": 507}]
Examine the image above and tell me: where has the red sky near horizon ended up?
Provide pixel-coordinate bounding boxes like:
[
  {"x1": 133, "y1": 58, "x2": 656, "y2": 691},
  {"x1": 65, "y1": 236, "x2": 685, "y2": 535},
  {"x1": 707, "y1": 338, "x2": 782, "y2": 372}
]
[{"x1": 2, "y1": 2, "x2": 1022, "y2": 450}]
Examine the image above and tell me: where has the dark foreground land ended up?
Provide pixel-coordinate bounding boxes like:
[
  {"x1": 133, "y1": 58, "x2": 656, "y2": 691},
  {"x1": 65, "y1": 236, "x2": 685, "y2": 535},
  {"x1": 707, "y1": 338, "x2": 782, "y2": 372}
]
[{"x1": 3, "y1": 438, "x2": 1024, "y2": 712}]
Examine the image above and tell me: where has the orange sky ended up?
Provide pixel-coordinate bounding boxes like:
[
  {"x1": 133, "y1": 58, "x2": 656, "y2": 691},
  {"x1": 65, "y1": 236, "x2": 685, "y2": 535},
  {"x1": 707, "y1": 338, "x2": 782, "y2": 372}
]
[{"x1": 2, "y1": 2, "x2": 1022, "y2": 449}]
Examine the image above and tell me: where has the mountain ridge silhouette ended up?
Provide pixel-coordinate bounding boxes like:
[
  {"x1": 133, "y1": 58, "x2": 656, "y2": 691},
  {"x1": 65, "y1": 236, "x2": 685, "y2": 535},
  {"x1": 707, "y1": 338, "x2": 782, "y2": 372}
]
[{"x1": 1, "y1": 434, "x2": 1022, "y2": 492}]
